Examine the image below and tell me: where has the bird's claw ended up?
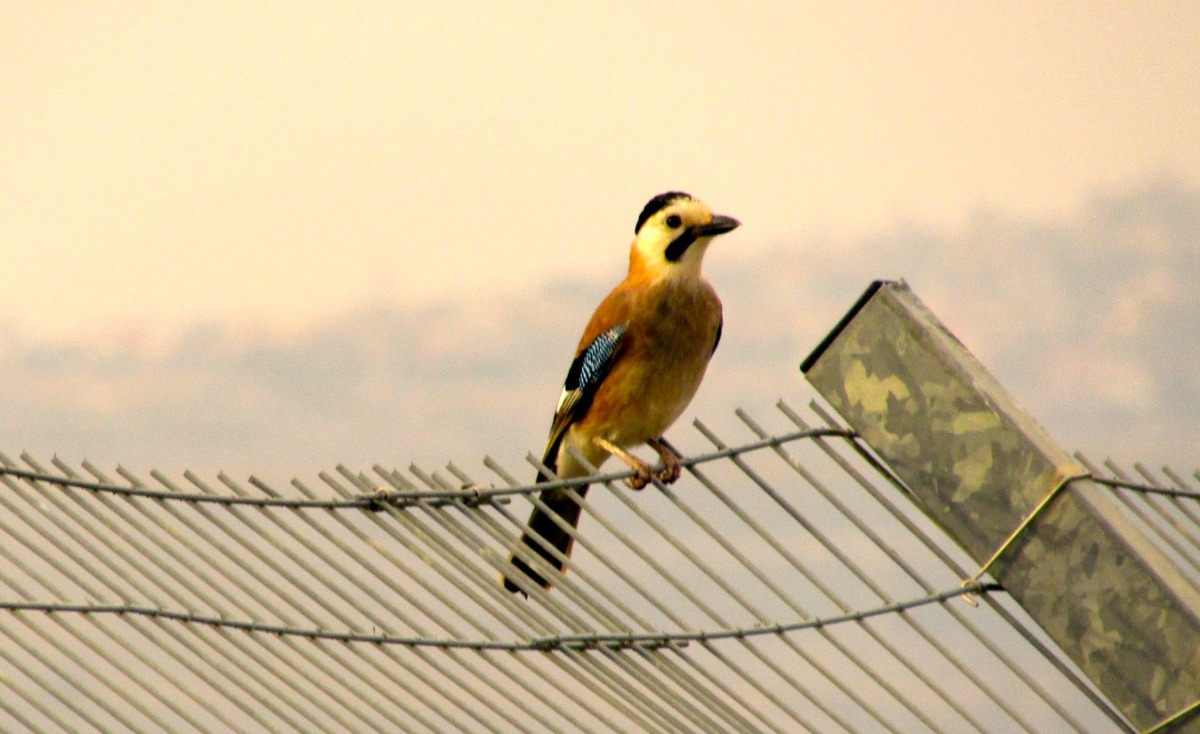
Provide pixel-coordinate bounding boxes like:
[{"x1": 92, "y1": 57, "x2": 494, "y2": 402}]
[
  {"x1": 592, "y1": 436, "x2": 655, "y2": 490},
  {"x1": 592, "y1": 436, "x2": 682, "y2": 490},
  {"x1": 655, "y1": 449, "x2": 682, "y2": 484},
  {"x1": 626, "y1": 464, "x2": 652, "y2": 490},
  {"x1": 648, "y1": 437, "x2": 683, "y2": 486},
  {"x1": 627, "y1": 453, "x2": 680, "y2": 490}
]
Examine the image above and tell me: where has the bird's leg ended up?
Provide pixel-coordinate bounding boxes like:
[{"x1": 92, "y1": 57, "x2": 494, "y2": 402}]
[
  {"x1": 647, "y1": 437, "x2": 682, "y2": 484},
  {"x1": 592, "y1": 436, "x2": 652, "y2": 490}
]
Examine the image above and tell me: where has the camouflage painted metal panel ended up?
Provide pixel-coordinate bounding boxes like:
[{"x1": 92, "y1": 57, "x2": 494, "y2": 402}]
[{"x1": 803, "y1": 280, "x2": 1200, "y2": 733}]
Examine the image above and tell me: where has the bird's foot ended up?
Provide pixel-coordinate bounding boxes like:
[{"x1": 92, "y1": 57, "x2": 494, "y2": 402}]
[
  {"x1": 592, "y1": 437, "x2": 653, "y2": 490},
  {"x1": 648, "y1": 438, "x2": 682, "y2": 484}
]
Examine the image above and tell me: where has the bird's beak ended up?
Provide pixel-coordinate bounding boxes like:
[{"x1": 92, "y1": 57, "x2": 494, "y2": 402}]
[{"x1": 695, "y1": 214, "x2": 740, "y2": 237}]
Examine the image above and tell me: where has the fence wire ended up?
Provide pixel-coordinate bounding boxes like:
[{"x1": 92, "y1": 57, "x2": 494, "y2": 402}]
[{"x1": 0, "y1": 399, "x2": 1193, "y2": 733}]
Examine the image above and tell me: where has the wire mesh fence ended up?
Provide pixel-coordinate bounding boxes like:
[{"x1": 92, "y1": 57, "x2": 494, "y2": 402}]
[{"x1": 0, "y1": 398, "x2": 1194, "y2": 733}]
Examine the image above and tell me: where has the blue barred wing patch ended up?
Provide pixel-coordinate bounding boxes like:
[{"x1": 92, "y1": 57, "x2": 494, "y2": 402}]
[
  {"x1": 575, "y1": 324, "x2": 627, "y2": 392},
  {"x1": 556, "y1": 323, "x2": 627, "y2": 412}
]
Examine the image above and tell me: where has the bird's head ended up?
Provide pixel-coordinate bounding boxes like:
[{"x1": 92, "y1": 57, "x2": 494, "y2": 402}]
[{"x1": 629, "y1": 191, "x2": 739, "y2": 279}]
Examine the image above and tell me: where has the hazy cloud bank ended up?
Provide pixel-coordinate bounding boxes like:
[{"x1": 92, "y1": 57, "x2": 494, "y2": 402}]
[{"x1": 3, "y1": 177, "x2": 1196, "y2": 482}]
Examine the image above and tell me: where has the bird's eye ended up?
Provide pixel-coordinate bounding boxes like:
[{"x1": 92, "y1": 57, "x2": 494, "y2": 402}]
[{"x1": 665, "y1": 214, "x2": 682, "y2": 229}]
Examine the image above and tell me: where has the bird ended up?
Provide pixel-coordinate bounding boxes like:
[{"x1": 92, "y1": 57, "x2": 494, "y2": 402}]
[{"x1": 502, "y1": 191, "x2": 739, "y2": 594}]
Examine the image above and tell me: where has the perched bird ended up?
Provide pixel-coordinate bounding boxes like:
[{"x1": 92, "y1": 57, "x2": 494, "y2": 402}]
[{"x1": 502, "y1": 191, "x2": 739, "y2": 594}]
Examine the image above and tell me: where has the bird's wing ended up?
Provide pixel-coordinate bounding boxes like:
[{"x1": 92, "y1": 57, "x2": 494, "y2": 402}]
[
  {"x1": 541, "y1": 321, "x2": 628, "y2": 472},
  {"x1": 711, "y1": 314, "x2": 723, "y2": 356}
]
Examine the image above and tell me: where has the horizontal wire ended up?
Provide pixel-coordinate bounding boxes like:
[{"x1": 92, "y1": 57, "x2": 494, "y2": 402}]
[
  {"x1": 0, "y1": 582, "x2": 1000, "y2": 652},
  {"x1": 7, "y1": 439, "x2": 1183, "y2": 511},
  {"x1": 532, "y1": 582, "x2": 1001, "y2": 649},
  {"x1": 0, "y1": 466, "x2": 374, "y2": 508},
  {"x1": 0, "y1": 427, "x2": 852, "y2": 508},
  {"x1": 1091, "y1": 475, "x2": 1200, "y2": 500}
]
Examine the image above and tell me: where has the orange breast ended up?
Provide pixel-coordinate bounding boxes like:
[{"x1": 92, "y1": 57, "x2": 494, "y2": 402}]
[{"x1": 576, "y1": 277, "x2": 722, "y2": 446}]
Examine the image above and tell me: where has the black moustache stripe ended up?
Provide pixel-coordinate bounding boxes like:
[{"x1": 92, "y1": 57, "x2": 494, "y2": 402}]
[{"x1": 664, "y1": 229, "x2": 698, "y2": 262}]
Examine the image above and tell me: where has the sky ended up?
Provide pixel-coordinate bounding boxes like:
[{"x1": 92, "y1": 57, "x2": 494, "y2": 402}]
[
  {"x1": 3, "y1": 3, "x2": 1199, "y2": 480},
  {"x1": 1, "y1": 7, "x2": 1198, "y2": 730}
]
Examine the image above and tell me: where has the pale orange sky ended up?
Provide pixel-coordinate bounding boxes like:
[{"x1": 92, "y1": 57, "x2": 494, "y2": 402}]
[
  {"x1": 4, "y1": 3, "x2": 1199, "y2": 338},
  {"x1": 2, "y1": 11, "x2": 1197, "y2": 728}
]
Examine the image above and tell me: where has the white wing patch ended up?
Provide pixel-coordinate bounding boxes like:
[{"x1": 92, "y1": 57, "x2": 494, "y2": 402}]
[{"x1": 555, "y1": 386, "x2": 572, "y2": 413}]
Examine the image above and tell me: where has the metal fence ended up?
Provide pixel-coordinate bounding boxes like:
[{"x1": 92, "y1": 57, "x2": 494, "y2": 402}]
[{"x1": 0, "y1": 398, "x2": 1195, "y2": 733}]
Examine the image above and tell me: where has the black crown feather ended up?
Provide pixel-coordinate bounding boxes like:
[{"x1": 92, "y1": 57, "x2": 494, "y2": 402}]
[{"x1": 634, "y1": 191, "x2": 692, "y2": 234}]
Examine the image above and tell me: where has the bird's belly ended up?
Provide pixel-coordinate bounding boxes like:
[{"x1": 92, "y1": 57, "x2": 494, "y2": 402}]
[
  {"x1": 584, "y1": 343, "x2": 712, "y2": 447},
  {"x1": 568, "y1": 277, "x2": 721, "y2": 458}
]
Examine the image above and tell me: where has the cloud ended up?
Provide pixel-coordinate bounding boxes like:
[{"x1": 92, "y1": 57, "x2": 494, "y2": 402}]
[
  {"x1": 3, "y1": 176, "x2": 1196, "y2": 484},
  {"x1": 723, "y1": 174, "x2": 1200, "y2": 466}
]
